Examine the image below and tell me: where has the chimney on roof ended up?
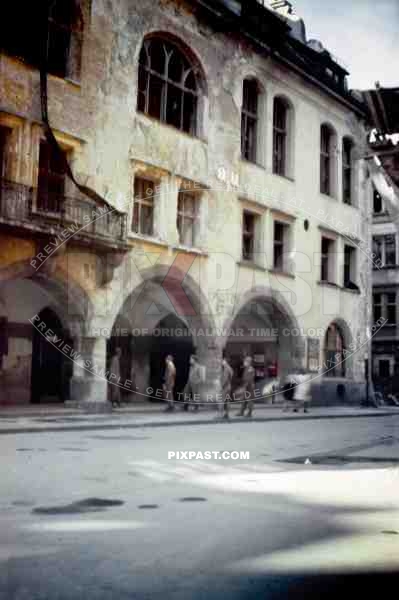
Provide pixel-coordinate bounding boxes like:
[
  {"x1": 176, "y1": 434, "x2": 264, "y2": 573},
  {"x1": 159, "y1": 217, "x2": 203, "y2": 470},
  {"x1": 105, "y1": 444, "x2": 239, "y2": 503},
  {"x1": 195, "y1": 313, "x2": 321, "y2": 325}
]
[{"x1": 270, "y1": 0, "x2": 293, "y2": 14}]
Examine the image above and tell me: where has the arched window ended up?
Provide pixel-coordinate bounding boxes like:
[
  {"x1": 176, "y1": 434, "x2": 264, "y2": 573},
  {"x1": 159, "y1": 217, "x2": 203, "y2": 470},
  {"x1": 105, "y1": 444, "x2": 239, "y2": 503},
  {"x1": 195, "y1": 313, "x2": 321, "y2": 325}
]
[
  {"x1": 324, "y1": 323, "x2": 346, "y2": 377},
  {"x1": 342, "y1": 137, "x2": 354, "y2": 205},
  {"x1": 241, "y1": 79, "x2": 259, "y2": 163},
  {"x1": 137, "y1": 37, "x2": 201, "y2": 135},
  {"x1": 320, "y1": 124, "x2": 336, "y2": 196},
  {"x1": 273, "y1": 97, "x2": 293, "y2": 177}
]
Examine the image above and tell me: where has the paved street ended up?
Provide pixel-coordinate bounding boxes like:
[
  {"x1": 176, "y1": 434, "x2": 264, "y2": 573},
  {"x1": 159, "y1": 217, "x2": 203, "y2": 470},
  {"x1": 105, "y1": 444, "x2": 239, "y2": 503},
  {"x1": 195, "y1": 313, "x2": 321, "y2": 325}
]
[{"x1": 1, "y1": 414, "x2": 399, "y2": 599}]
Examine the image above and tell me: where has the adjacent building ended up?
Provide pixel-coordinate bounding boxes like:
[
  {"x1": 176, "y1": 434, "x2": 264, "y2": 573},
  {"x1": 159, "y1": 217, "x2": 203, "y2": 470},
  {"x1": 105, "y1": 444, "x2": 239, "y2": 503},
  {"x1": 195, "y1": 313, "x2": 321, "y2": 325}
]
[
  {"x1": 371, "y1": 136, "x2": 399, "y2": 393},
  {"x1": 0, "y1": 0, "x2": 372, "y2": 409}
]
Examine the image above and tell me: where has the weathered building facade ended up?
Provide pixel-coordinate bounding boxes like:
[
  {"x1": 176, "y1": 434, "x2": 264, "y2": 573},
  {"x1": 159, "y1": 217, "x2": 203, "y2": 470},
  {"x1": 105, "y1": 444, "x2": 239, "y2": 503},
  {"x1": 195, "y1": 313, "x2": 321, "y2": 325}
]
[
  {"x1": 371, "y1": 137, "x2": 399, "y2": 393},
  {"x1": 0, "y1": 0, "x2": 372, "y2": 409}
]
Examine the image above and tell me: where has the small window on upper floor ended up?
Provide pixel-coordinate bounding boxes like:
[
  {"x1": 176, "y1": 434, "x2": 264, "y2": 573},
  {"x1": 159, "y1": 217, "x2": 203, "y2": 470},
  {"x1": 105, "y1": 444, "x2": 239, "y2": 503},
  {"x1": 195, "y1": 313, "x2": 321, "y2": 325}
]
[
  {"x1": 374, "y1": 292, "x2": 396, "y2": 325},
  {"x1": 321, "y1": 236, "x2": 336, "y2": 283},
  {"x1": 137, "y1": 36, "x2": 203, "y2": 136},
  {"x1": 273, "y1": 97, "x2": 293, "y2": 178},
  {"x1": 242, "y1": 210, "x2": 258, "y2": 262},
  {"x1": 273, "y1": 221, "x2": 291, "y2": 272},
  {"x1": 372, "y1": 235, "x2": 396, "y2": 268},
  {"x1": 132, "y1": 177, "x2": 157, "y2": 237},
  {"x1": 47, "y1": 0, "x2": 84, "y2": 80},
  {"x1": 343, "y1": 245, "x2": 357, "y2": 289},
  {"x1": 1, "y1": 1, "x2": 83, "y2": 81},
  {"x1": 320, "y1": 124, "x2": 336, "y2": 197},
  {"x1": 177, "y1": 190, "x2": 201, "y2": 247},
  {"x1": 241, "y1": 79, "x2": 259, "y2": 163},
  {"x1": 342, "y1": 137, "x2": 354, "y2": 205}
]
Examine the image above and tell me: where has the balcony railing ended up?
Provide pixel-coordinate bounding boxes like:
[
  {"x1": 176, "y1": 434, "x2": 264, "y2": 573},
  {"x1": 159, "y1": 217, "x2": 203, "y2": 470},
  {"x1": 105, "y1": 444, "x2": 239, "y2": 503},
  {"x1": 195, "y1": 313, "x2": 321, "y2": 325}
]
[{"x1": 0, "y1": 177, "x2": 127, "y2": 246}]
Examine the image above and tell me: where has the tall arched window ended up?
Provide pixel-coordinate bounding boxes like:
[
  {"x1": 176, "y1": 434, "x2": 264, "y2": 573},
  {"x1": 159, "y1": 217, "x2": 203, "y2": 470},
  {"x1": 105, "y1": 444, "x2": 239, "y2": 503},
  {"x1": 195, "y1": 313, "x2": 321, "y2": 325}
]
[
  {"x1": 273, "y1": 97, "x2": 293, "y2": 176},
  {"x1": 137, "y1": 36, "x2": 201, "y2": 135},
  {"x1": 324, "y1": 323, "x2": 346, "y2": 377},
  {"x1": 241, "y1": 79, "x2": 259, "y2": 163},
  {"x1": 320, "y1": 124, "x2": 336, "y2": 196},
  {"x1": 342, "y1": 137, "x2": 354, "y2": 205}
]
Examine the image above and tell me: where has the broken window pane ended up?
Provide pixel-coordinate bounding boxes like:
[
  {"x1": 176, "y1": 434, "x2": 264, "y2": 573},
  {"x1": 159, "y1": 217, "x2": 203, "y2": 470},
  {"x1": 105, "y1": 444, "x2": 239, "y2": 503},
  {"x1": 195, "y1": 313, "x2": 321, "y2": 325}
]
[
  {"x1": 166, "y1": 84, "x2": 183, "y2": 130},
  {"x1": 137, "y1": 37, "x2": 199, "y2": 135}
]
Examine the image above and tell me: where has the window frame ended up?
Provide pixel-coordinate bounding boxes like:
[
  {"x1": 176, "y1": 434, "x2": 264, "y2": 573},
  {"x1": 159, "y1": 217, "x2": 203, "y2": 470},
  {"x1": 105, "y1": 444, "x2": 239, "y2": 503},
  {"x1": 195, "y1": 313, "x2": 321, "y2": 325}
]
[
  {"x1": 320, "y1": 124, "x2": 336, "y2": 197},
  {"x1": 343, "y1": 244, "x2": 357, "y2": 288},
  {"x1": 372, "y1": 234, "x2": 397, "y2": 268},
  {"x1": 176, "y1": 189, "x2": 200, "y2": 248},
  {"x1": 242, "y1": 210, "x2": 257, "y2": 262},
  {"x1": 1, "y1": 1, "x2": 83, "y2": 81},
  {"x1": 132, "y1": 177, "x2": 157, "y2": 237},
  {"x1": 137, "y1": 37, "x2": 201, "y2": 136},
  {"x1": 342, "y1": 137, "x2": 353, "y2": 205},
  {"x1": 241, "y1": 79, "x2": 259, "y2": 164},
  {"x1": 320, "y1": 236, "x2": 335, "y2": 283},
  {"x1": 273, "y1": 97, "x2": 288, "y2": 176},
  {"x1": 373, "y1": 291, "x2": 396, "y2": 325},
  {"x1": 36, "y1": 138, "x2": 68, "y2": 214},
  {"x1": 273, "y1": 221, "x2": 288, "y2": 271}
]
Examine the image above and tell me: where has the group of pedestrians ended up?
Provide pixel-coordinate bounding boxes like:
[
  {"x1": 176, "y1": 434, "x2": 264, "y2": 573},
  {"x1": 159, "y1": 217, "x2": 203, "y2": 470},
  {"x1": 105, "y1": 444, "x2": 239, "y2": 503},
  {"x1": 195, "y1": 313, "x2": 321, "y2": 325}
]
[
  {"x1": 108, "y1": 346, "x2": 311, "y2": 415},
  {"x1": 163, "y1": 354, "x2": 205, "y2": 413},
  {"x1": 162, "y1": 353, "x2": 256, "y2": 419}
]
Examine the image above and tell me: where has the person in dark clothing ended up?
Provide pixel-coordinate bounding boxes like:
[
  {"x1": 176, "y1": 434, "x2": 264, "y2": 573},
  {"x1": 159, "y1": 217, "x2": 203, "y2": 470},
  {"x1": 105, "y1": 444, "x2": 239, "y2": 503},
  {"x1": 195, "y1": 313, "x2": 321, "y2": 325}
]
[{"x1": 236, "y1": 356, "x2": 255, "y2": 417}]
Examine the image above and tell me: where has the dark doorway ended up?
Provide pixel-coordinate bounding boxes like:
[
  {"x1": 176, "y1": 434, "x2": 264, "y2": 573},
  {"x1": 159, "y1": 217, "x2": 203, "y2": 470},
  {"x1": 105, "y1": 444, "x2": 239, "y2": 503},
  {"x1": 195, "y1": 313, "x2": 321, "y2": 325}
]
[
  {"x1": 149, "y1": 315, "x2": 194, "y2": 400},
  {"x1": 31, "y1": 307, "x2": 71, "y2": 404}
]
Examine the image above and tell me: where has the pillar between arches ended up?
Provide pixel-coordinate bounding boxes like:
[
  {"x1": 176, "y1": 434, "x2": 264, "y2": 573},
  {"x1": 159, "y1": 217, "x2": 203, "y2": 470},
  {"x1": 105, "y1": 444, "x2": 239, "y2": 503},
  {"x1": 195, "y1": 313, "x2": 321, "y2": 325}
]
[{"x1": 70, "y1": 336, "x2": 110, "y2": 412}]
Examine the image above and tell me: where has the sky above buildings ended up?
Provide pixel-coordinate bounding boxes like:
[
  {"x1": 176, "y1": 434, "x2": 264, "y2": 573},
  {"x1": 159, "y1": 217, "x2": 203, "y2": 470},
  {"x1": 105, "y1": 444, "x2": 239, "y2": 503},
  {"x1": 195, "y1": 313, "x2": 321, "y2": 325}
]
[{"x1": 294, "y1": 0, "x2": 398, "y2": 90}]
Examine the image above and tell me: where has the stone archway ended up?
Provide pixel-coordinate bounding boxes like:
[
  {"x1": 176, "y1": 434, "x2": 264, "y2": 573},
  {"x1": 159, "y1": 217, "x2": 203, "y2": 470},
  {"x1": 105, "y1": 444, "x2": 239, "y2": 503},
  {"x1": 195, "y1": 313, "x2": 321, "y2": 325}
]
[
  {"x1": 109, "y1": 263, "x2": 218, "y2": 402},
  {"x1": 0, "y1": 260, "x2": 92, "y2": 406},
  {"x1": 221, "y1": 287, "x2": 306, "y2": 388},
  {"x1": 323, "y1": 318, "x2": 354, "y2": 378},
  {"x1": 149, "y1": 314, "x2": 195, "y2": 399}
]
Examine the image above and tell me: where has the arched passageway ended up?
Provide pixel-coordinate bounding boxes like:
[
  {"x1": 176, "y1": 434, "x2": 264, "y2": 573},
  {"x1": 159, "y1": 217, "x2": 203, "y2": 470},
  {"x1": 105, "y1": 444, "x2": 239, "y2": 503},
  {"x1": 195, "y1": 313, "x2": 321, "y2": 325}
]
[
  {"x1": 0, "y1": 263, "x2": 90, "y2": 406},
  {"x1": 222, "y1": 290, "x2": 305, "y2": 388},
  {"x1": 109, "y1": 265, "x2": 217, "y2": 402},
  {"x1": 149, "y1": 314, "x2": 194, "y2": 399}
]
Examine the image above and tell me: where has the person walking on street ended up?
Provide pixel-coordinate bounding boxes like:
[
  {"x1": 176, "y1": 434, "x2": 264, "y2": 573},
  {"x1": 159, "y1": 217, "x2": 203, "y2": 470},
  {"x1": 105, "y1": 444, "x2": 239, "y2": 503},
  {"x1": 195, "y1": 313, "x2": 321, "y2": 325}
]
[
  {"x1": 236, "y1": 356, "x2": 255, "y2": 417},
  {"x1": 292, "y1": 368, "x2": 312, "y2": 413},
  {"x1": 183, "y1": 355, "x2": 202, "y2": 411},
  {"x1": 109, "y1": 347, "x2": 122, "y2": 408},
  {"x1": 220, "y1": 355, "x2": 233, "y2": 419},
  {"x1": 163, "y1": 354, "x2": 176, "y2": 412}
]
